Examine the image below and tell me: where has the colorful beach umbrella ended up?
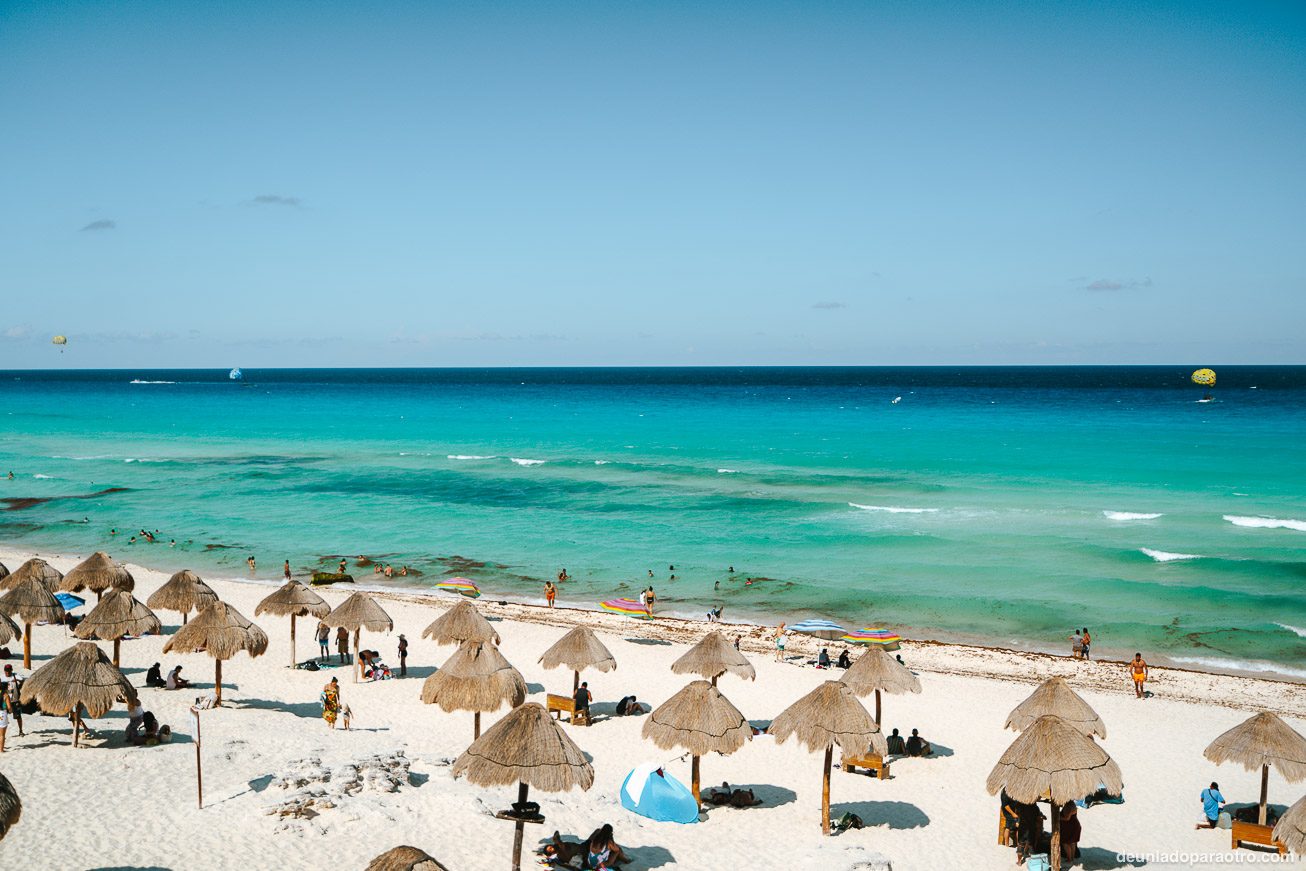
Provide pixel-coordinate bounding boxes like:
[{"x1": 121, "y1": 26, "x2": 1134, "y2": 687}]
[
  {"x1": 600, "y1": 597, "x2": 650, "y2": 619},
  {"x1": 841, "y1": 627, "x2": 901, "y2": 649},
  {"x1": 435, "y1": 579, "x2": 481, "y2": 599},
  {"x1": 789, "y1": 619, "x2": 846, "y2": 641},
  {"x1": 54, "y1": 592, "x2": 85, "y2": 612}
]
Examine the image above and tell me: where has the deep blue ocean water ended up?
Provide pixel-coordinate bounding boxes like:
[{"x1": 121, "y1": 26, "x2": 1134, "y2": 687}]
[{"x1": 2, "y1": 366, "x2": 1303, "y2": 676}]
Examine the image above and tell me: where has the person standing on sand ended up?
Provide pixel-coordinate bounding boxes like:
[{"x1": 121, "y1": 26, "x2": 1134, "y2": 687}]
[
  {"x1": 321, "y1": 677, "x2": 341, "y2": 729},
  {"x1": 1130, "y1": 652, "x2": 1149, "y2": 698},
  {"x1": 336, "y1": 627, "x2": 350, "y2": 664},
  {"x1": 398, "y1": 634, "x2": 408, "y2": 677},
  {"x1": 545, "y1": 581, "x2": 556, "y2": 608},
  {"x1": 1081, "y1": 628, "x2": 1091, "y2": 660},
  {"x1": 1070, "y1": 629, "x2": 1083, "y2": 660},
  {"x1": 316, "y1": 622, "x2": 330, "y2": 660},
  {"x1": 774, "y1": 623, "x2": 787, "y2": 662},
  {"x1": 645, "y1": 586, "x2": 656, "y2": 616}
]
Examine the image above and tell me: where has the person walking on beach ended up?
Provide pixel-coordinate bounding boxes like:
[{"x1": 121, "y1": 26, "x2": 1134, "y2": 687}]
[
  {"x1": 774, "y1": 623, "x2": 787, "y2": 662},
  {"x1": 3, "y1": 665, "x2": 24, "y2": 737},
  {"x1": 283, "y1": 560, "x2": 292, "y2": 581},
  {"x1": 1129, "y1": 652, "x2": 1149, "y2": 698},
  {"x1": 336, "y1": 627, "x2": 350, "y2": 664},
  {"x1": 545, "y1": 581, "x2": 556, "y2": 608},
  {"x1": 316, "y1": 622, "x2": 330, "y2": 661},
  {"x1": 398, "y1": 634, "x2": 408, "y2": 677},
  {"x1": 321, "y1": 677, "x2": 342, "y2": 729},
  {"x1": 1081, "y1": 628, "x2": 1091, "y2": 660},
  {"x1": 644, "y1": 586, "x2": 656, "y2": 617}
]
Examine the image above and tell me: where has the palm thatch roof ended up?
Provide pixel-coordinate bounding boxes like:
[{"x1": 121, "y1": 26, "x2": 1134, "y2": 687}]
[
  {"x1": 1273, "y1": 794, "x2": 1306, "y2": 856},
  {"x1": 0, "y1": 562, "x2": 8, "y2": 585},
  {"x1": 1204, "y1": 712, "x2": 1306, "y2": 782},
  {"x1": 73, "y1": 589, "x2": 161, "y2": 642},
  {"x1": 986, "y1": 714, "x2": 1124, "y2": 805},
  {"x1": 19, "y1": 641, "x2": 136, "y2": 717},
  {"x1": 422, "y1": 598, "x2": 499, "y2": 646},
  {"x1": 255, "y1": 581, "x2": 330, "y2": 619},
  {"x1": 365, "y1": 846, "x2": 450, "y2": 871},
  {"x1": 1005, "y1": 677, "x2": 1106, "y2": 739},
  {"x1": 146, "y1": 569, "x2": 218, "y2": 617},
  {"x1": 0, "y1": 575, "x2": 65, "y2": 625},
  {"x1": 539, "y1": 624, "x2": 616, "y2": 674},
  {"x1": 0, "y1": 772, "x2": 19, "y2": 842},
  {"x1": 839, "y1": 646, "x2": 921, "y2": 698},
  {"x1": 1, "y1": 558, "x2": 62, "y2": 592},
  {"x1": 671, "y1": 630, "x2": 755, "y2": 682},
  {"x1": 58, "y1": 551, "x2": 134, "y2": 595},
  {"x1": 322, "y1": 591, "x2": 393, "y2": 633},
  {"x1": 452, "y1": 702, "x2": 594, "y2": 792},
  {"x1": 0, "y1": 611, "x2": 20, "y2": 646},
  {"x1": 770, "y1": 680, "x2": 885, "y2": 756},
  {"x1": 642, "y1": 679, "x2": 750, "y2": 757},
  {"x1": 422, "y1": 640, "x2": 526, "y2": 713},
  {"x1": 163, "y1": 601, "x2": 269, "y2": 660}
]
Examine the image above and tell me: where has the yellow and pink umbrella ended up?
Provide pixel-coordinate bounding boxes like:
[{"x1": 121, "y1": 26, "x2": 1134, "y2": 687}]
[
  {"x1": 601, "y1": 597, "x2": 651, "y2": 619},
  {"x1": 435, "y1": 578, "x2": 481, "y2": 599},
  {"x1": 841, "y1": 627, "x2": 901, "y2": 649}
]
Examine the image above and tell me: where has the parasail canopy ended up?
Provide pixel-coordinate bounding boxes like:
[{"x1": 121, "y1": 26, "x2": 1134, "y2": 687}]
[
  {"x1": 1191, "y1": 368, "x2": 1216, "y2": 387},
  {"x1": 51, "y1": 336, "x2": 67, "y2": 346}
]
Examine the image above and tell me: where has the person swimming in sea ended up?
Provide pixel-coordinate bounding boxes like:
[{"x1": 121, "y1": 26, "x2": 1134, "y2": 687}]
[{"x1": 338, "y1": 558, "x2": 348, "y2": 574}]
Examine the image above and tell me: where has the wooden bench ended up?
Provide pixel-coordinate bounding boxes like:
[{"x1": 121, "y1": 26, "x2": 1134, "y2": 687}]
[
  {"x1": 1231, "y1": 819, "x2": 1286, "y2": 854},
  {"x1": 546, "y1": 693, "x2": 590, "y2": 726},
  {"x1": 840, "y1": 752, "x2": 890, "y2": 780}
]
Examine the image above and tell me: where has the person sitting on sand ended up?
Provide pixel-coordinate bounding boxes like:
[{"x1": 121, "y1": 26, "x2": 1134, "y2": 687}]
[
  {"x1": 583, "y1": 824, "x2": 628, "y2": 869},
  {"x1": 837, "y1": 649, "x2": 852, "y2": 669},
  {"x1": 145, "y1": 662, "x2": 165, "y2": 688},
  {"x1": 706, "y1": 606, "x2": 722, "y2": 622},
  {"x1": 704, "y1": 782, "x2": 761, "y2": 808},
  {"x1": 166, "y1": 665, "x2": 190, "y2": 690},
  {"x1": 885, "y1": 727, "x2": 906, "y2": 756},
  {"x1": 126, "y1": 699, "x2": 146, "y2": 745},
  {"x1": 321, "y1": 677, "x2": 342, "y2": 729},
  {"x1": 817, "y1": 648, "x2": 831, "y2": 669},
  {"x1": 1059, "y1": 803, "x2": 1081, "y2": 861},
  {"x1": 1130, "y1": 653, "x2": 1149, "y2": 698},
  {"x1": 574, "y1": 681, "x2": 592, "y2": 719},
  {"x1": 615, "y1": 695, "x2": 646, "y2": 716},
  {"x1": 1196, "y1": 782, "x2": 1225, "y2": 829},
  {"x1": 906, "y1": 728, "x2": 932, "y2": 757}
]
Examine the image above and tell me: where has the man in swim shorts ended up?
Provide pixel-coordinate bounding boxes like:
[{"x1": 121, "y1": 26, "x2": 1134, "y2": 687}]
[{"x1": 1130, "y1": 652, "x2": 1148, "y2": 698}]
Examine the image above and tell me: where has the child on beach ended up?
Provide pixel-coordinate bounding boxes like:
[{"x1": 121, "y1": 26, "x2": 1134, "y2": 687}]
[{"x1": 774, "y1": 624, "x2": 787, "y2": 661}]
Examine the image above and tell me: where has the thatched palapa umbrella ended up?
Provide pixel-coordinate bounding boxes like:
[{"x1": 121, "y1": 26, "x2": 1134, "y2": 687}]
[
  {"x1": 146, "y1": 569, "x2": 218, "y2": 625},
  {"x1": 0, "y1": 575, "x2": 64, "y2": 669},
  {"x1": 422, "y1": 639, "x2": 526, "y2": 739},
  {"x1": 643, "y1": 679, "x2": 750, "y2": 806},
  {"x1": 987, "y1": 714, "x2": 1123, "y2": 871},
  {"x1": 0, "y1": 561, "x2": 8, "y2": 586},
  {"x1": 19, "y1": 641, "x2": 136, "y2": 746},
  {"x1": 256, "y1": 581, "x2": 330, "y2": 668},
  {"x1": 162, "y1": 601, "x2": 268, "y2": 706},
  {"x1": 365, "y1": 845, "x2": 450, "y2": 871},
  {"x1": 671, "y1": 630, "x2": 755, "y2": 686},
  {"x1": 323, "y1": 591, "x2": 393, "y2": 683},
  {"x1": 839, "y1": 646, "x2": 921, "y2": 725},
  {"x1": 770, "y1": 680, "x2": 884, "y2": 834},
  {"x1": 1005, "y1": 676, "x2": 1106, "y2": 739},
  {"x1": 1204, "y1": 711, "x2": 1306, "y2": 826},
  {"x1": 0, "y1": 772, "x2": 19, "y2": 841},
  {"x1": 1274, "y1": 794, "x2": 1306, "y2": 856},
  {"x1": 58, "y1": 551, "x2": 134, "y2": 601},
  {"x1": 73, "y1": 588, "x2": 161, "y2": 666},
  {"x1": 1, "y1": 557, "x2": 62, "y2": 592},
  {"x1": 0, "y1": 611, "x2": 20, "y2": 647},
  {"x1": 422, "y1": 598, "x2": 499, "y2": 647},
  {"x1": 539, "y1": 624, "x2": 616, "y2": 693},
  {"x1": 453, "y1": 702, "x2": 594, "y2": 871}
]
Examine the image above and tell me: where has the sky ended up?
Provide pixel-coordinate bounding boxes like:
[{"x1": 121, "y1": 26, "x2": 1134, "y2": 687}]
[{"x1": 1, "y1": 0, "x2": 1304, "y2": 367}]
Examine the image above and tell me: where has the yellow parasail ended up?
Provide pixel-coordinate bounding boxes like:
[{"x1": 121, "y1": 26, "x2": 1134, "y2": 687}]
[
  {"x1": 51, "y1": 335, "x2": 67, "y2": 345},
  {"x1": 1191, "y1": 368, "x2": 1216, "y2": 387}
]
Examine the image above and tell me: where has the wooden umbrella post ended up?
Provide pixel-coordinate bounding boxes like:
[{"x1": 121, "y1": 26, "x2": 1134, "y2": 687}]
[
  {"x1": 214, "y1": 659, "x2": 223, "y2": 706},
  {"x1": 573, "y1": 670, "x2": 579, "y2": 693},
  {"x1": 290, "y1": 613, "x2": 297, "y2": 669},
  {"x1": 113, "y1": 638, "x2": 121, "y2": 668},
  {"x1": 1259, "y1": 764, "x2": 1269, "y2": 825},
  {"x1": 691, "y1": 755, "x2": 701, "y2": 806},
  {"x1": 353, "y1": 628, "x2": 361, "y2": 683},
  {"x1": 875, "y1": 689, "x2": 882, "y2": 725},
  {"x1": 1050, "y1": 800, "x2": 1062, "y2": 871},
  {"x1": 821, "y1": 745, "x2": 833, "y2": 834},
  {"x1": 73, "y1": 710, "x2": 81, "y2": 747},
  {"x1": 23, "y1": 625, "x2": 31, "y2": 670},
  {"x1": 474, "y1": 711, "x2": 482, "y2": 740},
  {"x1": 511, "y1": 782, "x2": 530, "y2": 870}
]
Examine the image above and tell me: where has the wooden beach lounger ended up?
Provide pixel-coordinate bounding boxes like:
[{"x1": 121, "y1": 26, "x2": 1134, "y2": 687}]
[
  {"x1": 1231, "y1": 820, "x2": 1286, "y2": 854},
  {"x1": 840, "y1": 751, "x2": 890, "y2": 780}
]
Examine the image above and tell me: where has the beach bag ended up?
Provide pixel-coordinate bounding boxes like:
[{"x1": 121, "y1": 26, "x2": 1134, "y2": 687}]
[
  {"x1": 1217, "y1": 811, "x2": 1232, "y2": 829},
  {"x1": 1026, "y1": 855, "x2": 1050, "y2": 871}
]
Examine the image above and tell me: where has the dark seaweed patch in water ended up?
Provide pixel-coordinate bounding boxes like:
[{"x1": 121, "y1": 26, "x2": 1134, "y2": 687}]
[
  {"x1": 1, "y1": 486, "x2": 131, "y2": 511},
  {"x1": 204, "y1": 543, "x2": 242, "y2": 551}
]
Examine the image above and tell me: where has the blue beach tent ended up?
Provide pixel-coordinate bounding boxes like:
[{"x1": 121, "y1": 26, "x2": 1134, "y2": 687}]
[{"x1": 620, "y1": 762, "x2": 699, "y2": 824}]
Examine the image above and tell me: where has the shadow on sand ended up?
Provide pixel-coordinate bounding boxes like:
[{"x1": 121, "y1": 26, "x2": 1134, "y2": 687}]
[{"x1": 830, "y1": 799, "x2": 930, "y2": 829}]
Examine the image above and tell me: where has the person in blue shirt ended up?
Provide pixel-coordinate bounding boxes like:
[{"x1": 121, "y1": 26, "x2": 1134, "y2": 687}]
[{"x1": 1197, "y1": 781, "x2": 1225, "y2": 829}]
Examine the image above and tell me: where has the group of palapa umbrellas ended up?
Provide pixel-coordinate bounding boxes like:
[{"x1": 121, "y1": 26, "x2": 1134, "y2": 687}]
[{"x1": 1, "y1": 554, "x2": 1306, "y2": 871}]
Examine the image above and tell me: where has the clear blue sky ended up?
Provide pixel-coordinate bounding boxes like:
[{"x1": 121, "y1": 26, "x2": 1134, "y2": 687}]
[{"x1": 1, "y1": 0, "x2": 1303, "y2": 367}]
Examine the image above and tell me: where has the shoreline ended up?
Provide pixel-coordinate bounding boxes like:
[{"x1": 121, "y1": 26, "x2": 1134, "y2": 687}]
[{"x1": 6, "y1": 543, "x2": 1304, "y2": 716}]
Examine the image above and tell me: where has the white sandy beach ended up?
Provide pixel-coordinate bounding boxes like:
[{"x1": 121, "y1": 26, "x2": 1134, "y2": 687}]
[{"x1": 2, "y1": 547, "x2": 1304, "y2": 871}]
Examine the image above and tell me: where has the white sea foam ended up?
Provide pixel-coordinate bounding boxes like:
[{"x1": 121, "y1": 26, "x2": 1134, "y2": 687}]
[
  {"x1": 594, "y1": 460, "x2": 610, "y2": 465},
  {"x1": 1171, "y1": 656, "x2": 1306, "y2": 681},
  {"x1": 447, "y1": 455, "x2": 494, "y2": 460},
  {"x1": 1223, "y1": 515, "x2": 1306, "y2": 532},
  {"x1": 1103, "y1": 511, "x2": 1163, "y2": 521},
  {"x1": 849, "y1": 503, "x2": 938, "y2": 514},
  {"x1": 717, "y1": 468, "x2": 739, "y2": 474},
  {"x1": 33, "y1": 474, "x2": 53, "y2": 479},
  {"x1": 1140, "y1": 548, "x2": 1200, "y2": 562},
  {"x1": 1274, "y1": 623, "x2": 1306, "y2": 639},
  {"x1": 129, "y1": 379, "x2": 177, "y2": 384},
  {"x1": 510, "y1": 458, "x2": 545, "y2": 466}
]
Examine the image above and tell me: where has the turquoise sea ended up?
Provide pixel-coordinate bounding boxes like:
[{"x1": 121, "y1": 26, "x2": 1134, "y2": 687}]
[{"x1": 1, "y1": 367, "x2": 1303, "y2": 677}]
